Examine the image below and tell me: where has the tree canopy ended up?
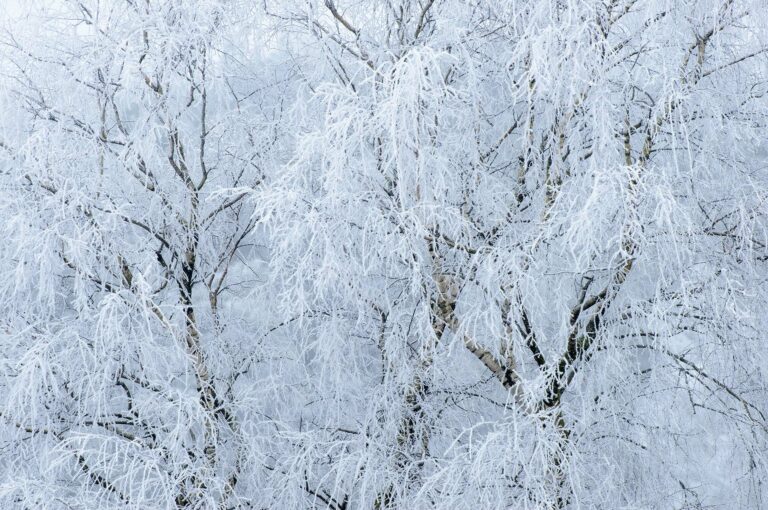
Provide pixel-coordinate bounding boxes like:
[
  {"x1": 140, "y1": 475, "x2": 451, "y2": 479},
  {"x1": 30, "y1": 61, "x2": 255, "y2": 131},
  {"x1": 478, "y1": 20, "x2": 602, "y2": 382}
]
[{"x1": 0, "y1": 1, "x2": 767, "y2": 508}]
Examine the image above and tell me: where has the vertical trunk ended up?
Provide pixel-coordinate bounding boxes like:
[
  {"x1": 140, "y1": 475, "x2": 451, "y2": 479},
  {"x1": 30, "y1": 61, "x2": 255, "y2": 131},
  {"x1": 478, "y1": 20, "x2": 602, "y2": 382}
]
[{"x1": 178, "y1": 187, "x2": 219, "y2": 504}]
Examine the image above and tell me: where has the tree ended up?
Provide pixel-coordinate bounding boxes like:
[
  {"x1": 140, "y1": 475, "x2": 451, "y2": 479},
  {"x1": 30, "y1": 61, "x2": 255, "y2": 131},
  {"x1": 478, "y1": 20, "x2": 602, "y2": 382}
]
[
  {"x1": 254, "y1": 0, "x2": 768, "y2": 508},
  {"x1": 0, "y1": 0, "x2": 767, "y2": 509},
  {"x1": 0, "y1": 1, "x2": 287, "y2": 507}
]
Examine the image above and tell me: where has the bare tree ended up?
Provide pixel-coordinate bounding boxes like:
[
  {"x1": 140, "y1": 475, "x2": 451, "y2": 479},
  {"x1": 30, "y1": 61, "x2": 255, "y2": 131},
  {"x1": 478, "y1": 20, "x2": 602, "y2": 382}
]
[
  {"x1": 255, "y1": 0, "x2": 768, "y2": 508},
  {"x1": 0, "y1": 1, "x2": 287, "y2": 508}
]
